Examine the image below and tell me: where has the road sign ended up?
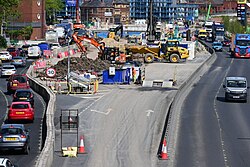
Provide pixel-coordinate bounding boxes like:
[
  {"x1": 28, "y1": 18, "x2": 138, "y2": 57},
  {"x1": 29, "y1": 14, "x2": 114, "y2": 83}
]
[{"x1": 46, "y1": 68, "x2": 56, "y2": 77}]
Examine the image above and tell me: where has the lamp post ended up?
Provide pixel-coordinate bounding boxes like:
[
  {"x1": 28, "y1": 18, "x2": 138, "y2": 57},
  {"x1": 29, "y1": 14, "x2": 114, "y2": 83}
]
[{"x1": 67, "y1": 36, "x2": 70, "y2": 90}]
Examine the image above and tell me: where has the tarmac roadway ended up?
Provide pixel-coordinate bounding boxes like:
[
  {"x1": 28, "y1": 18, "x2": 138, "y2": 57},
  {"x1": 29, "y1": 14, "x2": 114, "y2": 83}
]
[
  {"x1": 52, "y1": 48, "x2": 211, "y2": 167},
  {"x1": 173, "y1": 44, "x2": 250, "y2": 166},
  {"x1": 0, "y1": 60, "x2": 46, "y2": 166}
]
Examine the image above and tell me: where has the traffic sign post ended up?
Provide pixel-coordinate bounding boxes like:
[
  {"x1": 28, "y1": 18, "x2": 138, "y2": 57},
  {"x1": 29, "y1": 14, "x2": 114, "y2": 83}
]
[
  {"x1": 237, "y1": 3, "x2": 247, "y2": 26},
  {"x1": 46, "y1": 68, "x2": 56, "y2": 78}
]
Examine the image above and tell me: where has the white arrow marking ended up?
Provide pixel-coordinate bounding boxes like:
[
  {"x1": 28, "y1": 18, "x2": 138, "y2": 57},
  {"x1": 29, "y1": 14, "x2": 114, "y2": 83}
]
[
  {"x1": 91, "y1": 108, "x2": 112, "y2": 115},
  {"x1": 145, "y1": 110, "x2": 154, "y2": 117}
]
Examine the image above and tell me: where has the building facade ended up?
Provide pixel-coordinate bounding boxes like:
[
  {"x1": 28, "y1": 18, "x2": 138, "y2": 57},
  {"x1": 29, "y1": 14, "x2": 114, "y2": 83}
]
[
  {"x1": 81, "y1": 0, "x2": 130, "y2": 25},
  {"x1": 129, "y1": 0, "x2": 199, "y2": 22},
  {"x1": 9, "y1": 0, "x2": 46, "y2": 40}
]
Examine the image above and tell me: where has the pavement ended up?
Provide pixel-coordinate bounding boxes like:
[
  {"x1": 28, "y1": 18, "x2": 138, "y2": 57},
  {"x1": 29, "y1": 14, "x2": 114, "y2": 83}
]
[{"x1": 31, "y1": 42, "x2": 214, "y2": 166}]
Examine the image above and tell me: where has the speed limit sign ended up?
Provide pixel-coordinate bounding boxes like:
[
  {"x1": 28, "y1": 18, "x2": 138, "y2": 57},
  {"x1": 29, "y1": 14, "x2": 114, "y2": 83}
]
[{"x1": 46, "y1": 68, "x2": 56, "y2": 78}]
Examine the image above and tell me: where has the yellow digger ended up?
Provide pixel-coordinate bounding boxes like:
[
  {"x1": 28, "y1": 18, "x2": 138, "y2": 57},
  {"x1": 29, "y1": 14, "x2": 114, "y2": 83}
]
[{"x1": 125, "y1": 40, "x2": 189, "y2": 63}]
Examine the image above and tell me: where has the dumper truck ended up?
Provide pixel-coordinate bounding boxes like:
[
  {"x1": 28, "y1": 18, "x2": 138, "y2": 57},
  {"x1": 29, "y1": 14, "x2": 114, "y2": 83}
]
[{"x1": 125, "y1": 40, "x2": 189, "y2": 63}]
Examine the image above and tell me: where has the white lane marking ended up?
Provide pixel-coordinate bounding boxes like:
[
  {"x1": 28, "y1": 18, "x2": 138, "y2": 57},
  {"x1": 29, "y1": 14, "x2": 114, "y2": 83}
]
[
  {"x1": 145, "y1": 109, "x2": 154, "y2": 117},
  {"x1": 90, "y1": 108, "x2": 112, "y2": 115},
  {"x1": 0, "y1": 90, "x2": 9, "y2": 124}
]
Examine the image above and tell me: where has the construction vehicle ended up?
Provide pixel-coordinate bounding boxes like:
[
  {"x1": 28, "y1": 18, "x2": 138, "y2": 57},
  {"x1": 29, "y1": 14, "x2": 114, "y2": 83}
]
[
  {"x1": 230, "y1": 33, "x2": 250, "y2": 58},
  {"x1": 198, "y1": 29, "x2": 207, "y2": 40},
  {"x1": 107, "y1": 24, "x2": 123, "y2": 41},
  {"x1": 72, "y1": 32, "x2": 122, "y2": 62},
  {"x1": 72, "y1": 32, "x2": 105, "y2": 56},
  {"x1": 125, "y1": 39, "x2": 189, "y2": 63}
]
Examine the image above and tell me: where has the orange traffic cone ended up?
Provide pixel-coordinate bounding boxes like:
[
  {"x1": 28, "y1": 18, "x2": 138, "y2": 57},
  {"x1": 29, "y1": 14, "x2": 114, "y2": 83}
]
[
  {"x1": 161, "y1": 138, "x2": 168, "y2": 160},
  {"x1": 79, "y1": 136, "x2": 85, "y2": 153}
]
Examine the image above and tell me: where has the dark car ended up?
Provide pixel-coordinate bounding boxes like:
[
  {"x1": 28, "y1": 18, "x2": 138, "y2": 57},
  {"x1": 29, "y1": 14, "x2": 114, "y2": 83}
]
[
  {"x1": 7, "y1": 74, "x2": 30, "y2": 94},
  {"x1": 223, "y1": 38, "x2": 231, "y2": 46},
  {"x1": 0, "y1": 124, "x2": 30, "y2": 154},
  {"x1": 11, "y1": 56, "x2": 26, "y2": 67},
  {"x1": 13, "y1": 89, "x2": 34, "y2": 107}
]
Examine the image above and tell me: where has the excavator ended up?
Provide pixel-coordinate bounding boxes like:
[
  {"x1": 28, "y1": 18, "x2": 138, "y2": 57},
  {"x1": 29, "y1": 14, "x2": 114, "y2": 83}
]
[
  {"x1": 72, "y1": 32, "x2": 105, "y2": 57},
  {"x1": 107, "y1": 24, "x2": 123, "y2": 41},
  {"x1": 72, "y1": 32, "x2": 123, "y2": 62}
]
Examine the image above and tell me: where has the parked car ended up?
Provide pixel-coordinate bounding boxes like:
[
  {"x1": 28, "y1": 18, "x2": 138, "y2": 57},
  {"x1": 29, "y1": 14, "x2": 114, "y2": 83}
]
[
  {"x1": 27, "y1": 45, "x2": 41, "y2": 58},
  {"x1": 13, "y1": 89, "x2": 34, "y2": 107},
  {"x1": 212, "y1": 41, "x2": 223, "y2": 52},
  {"x1": 8, "y1": 101, "x2": 34, "y2": 123},
  {"x1": 11, "y1": 56, "x2": 26, "y2": 67},
  {"x1": 0, "y1": 124, "x2": 30, "y2": 154},
  {"x1": 7, "y1": 47, "x2": 17, "y2": 57},
  {"x1": 7, "y1": 74, "x2": 30, "y2": 94},
  {"x1": 1, "y1": 65, "x2": 16, "y2": 78},
  {"x1": 0, "y1": 157, "x2": 18, "y2": 167},
  {"x1": 0, "y1": 51, "x2": 12, "y2": 61}
]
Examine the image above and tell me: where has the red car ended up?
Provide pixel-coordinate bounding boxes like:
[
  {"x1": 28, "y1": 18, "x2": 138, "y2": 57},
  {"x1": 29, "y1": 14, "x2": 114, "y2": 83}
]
[
  {"x1": 7, "y1": 47, "x2": 17, "y2": 57},
  {"x1": 7, "y1": 74, "x2": 30, "y2": 94},
  {"x1": 8, "y1": 101, "x2": 34, "y2": 123}
]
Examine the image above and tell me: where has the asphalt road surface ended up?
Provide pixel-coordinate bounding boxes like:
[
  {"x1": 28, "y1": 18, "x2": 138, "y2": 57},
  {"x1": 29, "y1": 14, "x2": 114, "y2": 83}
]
[
  {"x1": 175, "y1": 46, "x2": 250, "y2": 166},
  {"x1": 0, "y1": 60, "x2": 46, "y2": 166},
  {"x1": 52, "y1": 47, "x2": 211, "y2": 167}
]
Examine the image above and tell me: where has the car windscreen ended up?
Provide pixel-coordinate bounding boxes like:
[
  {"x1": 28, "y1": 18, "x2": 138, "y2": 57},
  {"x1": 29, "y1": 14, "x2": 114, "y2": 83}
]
[
  {"x1": 7, "y1": 48, "x2": 16, "y2": 52},
  {"x1": 16, "y1": 91, "x2": 31, "y2": 98},
  {"x1": 3, "y1": 67, "x2": 15, "y2": 70},
  {"x1": 213, "y1": 43, "x2": 222, "y2": 46},
  {"x1": 12, "y1": 76, "x2": 27, "y2": 83},
  {"x1": 1, "y1": 128, "x2": 23, "y2": 135},
  {"x1": 227, "y1": 80, "x2": 246, "y2": 88},
  {"x1": 12, "y1": 104, "x2": 29, "y2": 109}
]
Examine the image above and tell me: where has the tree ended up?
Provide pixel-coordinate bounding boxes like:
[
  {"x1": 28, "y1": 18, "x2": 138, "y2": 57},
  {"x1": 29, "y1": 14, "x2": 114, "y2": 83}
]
[
  {"x1": 0, "y1": 0, "x2": 20, "y2": 24},
  {"x1": 46, "y1": 0, "x2": 64, "y2": 25},
  {"x1": 0, "y1": 36, "x2": 7, "y2": 48}
]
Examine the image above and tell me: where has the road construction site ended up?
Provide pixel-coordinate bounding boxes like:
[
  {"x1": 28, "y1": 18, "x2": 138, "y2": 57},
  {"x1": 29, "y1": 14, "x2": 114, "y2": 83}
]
[{"x1": 24, "y1": 35, "x2": 214, "y2": 167}]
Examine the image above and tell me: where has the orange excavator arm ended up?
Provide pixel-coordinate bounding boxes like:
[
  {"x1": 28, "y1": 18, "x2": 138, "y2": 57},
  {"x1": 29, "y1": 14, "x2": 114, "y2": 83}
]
[{"x1": 72, "y1": 32, "x2": 105, "y2": 55}]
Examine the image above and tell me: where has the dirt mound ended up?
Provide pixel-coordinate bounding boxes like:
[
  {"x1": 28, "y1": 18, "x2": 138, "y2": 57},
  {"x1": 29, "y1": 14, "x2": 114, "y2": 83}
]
[{"x1": 37, "y1": 57, "x2": 111, "y2": 78}]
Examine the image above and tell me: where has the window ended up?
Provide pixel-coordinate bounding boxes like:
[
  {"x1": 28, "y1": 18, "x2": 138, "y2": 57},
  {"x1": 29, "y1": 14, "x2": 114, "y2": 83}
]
[{"x1": 12, "y1": 104, "x2": 29, "y2": 109}]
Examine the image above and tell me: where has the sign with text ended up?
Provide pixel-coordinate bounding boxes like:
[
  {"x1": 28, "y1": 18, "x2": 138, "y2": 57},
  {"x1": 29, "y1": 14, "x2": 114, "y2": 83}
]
[{"x1": 46, "y1": 68, "x2": 56, "y2": 78}]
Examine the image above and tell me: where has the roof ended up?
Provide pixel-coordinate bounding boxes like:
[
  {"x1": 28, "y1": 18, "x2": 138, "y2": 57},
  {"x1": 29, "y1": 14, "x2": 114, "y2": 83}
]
[
  {"x1": 82, "y1": 0, "x2": 113, "y2": 8},
  {"x1": 1, "y1": 124, "x2": 24, "y2": 129},
  {"x1": 226, "y1": 77, "x2": 247, "y2": 81}
]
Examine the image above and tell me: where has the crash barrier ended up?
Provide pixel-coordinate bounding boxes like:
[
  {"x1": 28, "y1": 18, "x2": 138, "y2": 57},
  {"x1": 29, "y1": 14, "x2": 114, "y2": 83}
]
[
  {"x1": 142, "y1": 80, "x2": 174, "y2": 88},
  {"x1": 33, "y1": 60, "x2": 46, "y2": 70},
  {"x1": 162, "y1": 40, "x2": 216, "y2": 165},
  {"x1": 26, "y1": 66, "x2": 55, "y2": 167},
  {"x1": 43, "y1": 50, "x2": 53, "y2": 59},
  {"x1": 46, "y1": 80, "x2": 99, "y2": 94}
]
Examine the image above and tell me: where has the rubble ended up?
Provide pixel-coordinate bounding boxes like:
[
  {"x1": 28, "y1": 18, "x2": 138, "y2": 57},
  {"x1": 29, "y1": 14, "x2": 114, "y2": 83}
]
[{"x1": 36, "y1": 57, "x2": 112, "y2": 78}]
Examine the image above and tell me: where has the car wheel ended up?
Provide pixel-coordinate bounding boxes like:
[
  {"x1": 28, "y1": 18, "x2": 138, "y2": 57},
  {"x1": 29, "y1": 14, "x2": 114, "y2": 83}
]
[{"x1": 23, "y1": 145, "x2": 30, "y2": 155}]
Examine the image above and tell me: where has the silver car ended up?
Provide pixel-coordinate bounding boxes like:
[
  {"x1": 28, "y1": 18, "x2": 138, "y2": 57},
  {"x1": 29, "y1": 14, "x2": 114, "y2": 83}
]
[
  {"x1": 0, "y1": 124, "x2": 30, "y2": 154},
  {"x1": 1, "y1": 65, "x2": 16, "y2": 77},
  {"x1": 11, "y1": 56, "x2": 26, "y2": 67}
]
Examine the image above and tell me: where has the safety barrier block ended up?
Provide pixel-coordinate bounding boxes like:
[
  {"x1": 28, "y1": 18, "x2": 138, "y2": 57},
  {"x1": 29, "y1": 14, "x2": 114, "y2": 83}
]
[
  {"x1": 64, "y1": 51, "x2": 69, "y2": 57},
  {"x1": 142, "y1": 80, "x2": 153, "y2": 87},
  {"x1": 58, "y1": 53, "x2": 62, "y2": 58}
]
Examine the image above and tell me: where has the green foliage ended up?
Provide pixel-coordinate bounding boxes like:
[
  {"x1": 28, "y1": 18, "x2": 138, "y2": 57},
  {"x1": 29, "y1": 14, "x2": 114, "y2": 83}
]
[
  {"x1": 0, "y1": 0, "x2": 20, "y2": 25},
  {"x1": 0, "y1": 36, "x2": 7, "y2": 48},
  {"x1": 221, "y1": 16, "x2": 246, "y2": 34},
  {"x1": 46, "y1": 0, "x2": 64, "y2": 24},
  {"x1": 21, "y1": 26, "x2": 33, "y2": 40},
  {"x1": 6, "y1": 26, "x2": 33, "y2": 40}
]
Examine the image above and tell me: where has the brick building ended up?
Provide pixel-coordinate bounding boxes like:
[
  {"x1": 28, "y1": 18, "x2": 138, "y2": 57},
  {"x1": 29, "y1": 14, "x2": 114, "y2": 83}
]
[
  {"x1": 11, "y1": 0, "x2": 46, "y2": 40},
  {"x1": 81, "y1": 0, "x2": 130, "y2": 25}
]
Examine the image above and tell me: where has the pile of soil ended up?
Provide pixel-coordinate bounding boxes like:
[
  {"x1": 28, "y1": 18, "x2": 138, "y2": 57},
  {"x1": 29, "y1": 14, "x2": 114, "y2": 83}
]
[{"x1": 37, "y1": 57, "x2": 112, "y2": 78}]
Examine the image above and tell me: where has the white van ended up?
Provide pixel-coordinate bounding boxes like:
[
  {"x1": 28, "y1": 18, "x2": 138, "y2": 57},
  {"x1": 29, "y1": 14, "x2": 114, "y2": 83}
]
[
  {"x1": 223, "y1": 76, "x2": 248, "y2": 102},
  {"x1": 28, "y1": 45, "x2": 41, "y2": 58}
]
